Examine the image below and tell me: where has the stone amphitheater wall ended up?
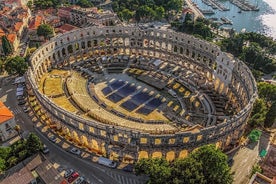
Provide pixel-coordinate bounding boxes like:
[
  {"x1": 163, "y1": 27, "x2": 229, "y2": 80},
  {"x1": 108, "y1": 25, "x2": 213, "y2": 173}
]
[{"x1": 27, "y1": 26, "x2": 257, "y2": 161}]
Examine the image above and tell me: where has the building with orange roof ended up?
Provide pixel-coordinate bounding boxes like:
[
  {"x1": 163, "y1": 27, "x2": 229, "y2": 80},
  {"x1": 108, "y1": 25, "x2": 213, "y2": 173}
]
[
  {"x1": 0, "y1": 101, "x2": 17, "y2": 142},
  {"x1": 29, "y1": 15, "x2": 43, "y2": 30}
]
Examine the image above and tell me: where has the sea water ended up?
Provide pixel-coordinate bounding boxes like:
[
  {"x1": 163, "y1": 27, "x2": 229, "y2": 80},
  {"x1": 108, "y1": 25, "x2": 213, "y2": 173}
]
[{"x1": 192, "y1": 0, "x2": 276, "y2": 39}]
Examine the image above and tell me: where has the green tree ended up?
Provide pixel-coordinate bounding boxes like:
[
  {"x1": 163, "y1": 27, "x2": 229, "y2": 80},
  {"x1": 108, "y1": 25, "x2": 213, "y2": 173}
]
[
  {"x1": 37, "y1": 24, "x2": 54, "y2": 39},
  {"x1": 171, "y1": 157, "x2": 206, "y2": 184},
  {"x1": 1, "y1": 36, "x2": 13, "y2": 56},
  {"x1": 135, "y1": 158, "x2": 172, "y2": 184},
  {"x1": 257, "y1": 82, "x2": 276, "y2": 102},
  {"x1": 4, "y1": 56, "x2": 28, "y2": 75},
  {"x1": 155, "y1": 6, "x2": 165, "y2": 20},
  {"x1": 190, "y1": 145, "x2": 233, "y2": 184},
  {"x1": 264, "y1": 101, "x2": 276, "y2": 127},
  {"x1": 33, "y1": 0, "x2": 59, "y2": 9},
  {"x1": 76, "y1": 0, "x2": 93, "y2": 8},
  {"x1": 249, "y1": 98, "x2": 268, "y2": 128},
  {"x1": 250, "y1": 163, "x2": 262, "y2": 177},
  {"x1": 0, "y1": 158, "x2": 6, "y2": 173},
  {"x1": 118, "y1": 9, "x2": 134, "y2": 22},
  {"x1": 26, "y1": 133, "x2": 43, "y2": 156},
  {"x1": 7, "y1": 156, "x2": 18, "y2": 167},
  {"x1": 135, "y1": 5, "x2": 156, "y2": 22},
  {"x1": 27, "y1": 0, "x2": 33, "y2": 9}
]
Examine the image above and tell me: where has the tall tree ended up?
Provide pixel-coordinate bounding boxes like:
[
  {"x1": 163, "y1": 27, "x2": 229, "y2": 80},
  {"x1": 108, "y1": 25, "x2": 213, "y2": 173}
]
[
  {"x1": 76, "y1": 0, "x2": 93, "y2": 8},
  {"x1": 37, "y1": 24, "x2": 54, "y2": 39},
  {"x1": 171, "y1": 157, "x2": 206, "y2": 184},
  {"x1": 4, "y1": 56, "x2": 28, "y2": 75},
  {"x1": 26, "y1": 133, "x2": 43, "y2": 156},
  {"x1": 1, "y1": 36, "x2": 13, "y2": 56},
  {"x1": 135, "y1": 158, "x2": 172, "y2": 184},
  {"x1": 190, "y1": 145, "x2": 233, "y2": 184}
]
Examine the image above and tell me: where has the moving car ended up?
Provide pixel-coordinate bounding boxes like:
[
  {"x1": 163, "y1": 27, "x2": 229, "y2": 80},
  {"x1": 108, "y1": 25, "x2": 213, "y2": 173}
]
[
  {"x1": 70, "y1": 148, "x2": 81, "y2": 155},
  {"x1": 64, "y1": 169, "x2": 74, "y2": 178},
  {"x1": 67, "y1": 172, "x2": 79, "y2": 183},
  {"x1": 98, "y1": 157, "x2": 117, "y2": 168}
]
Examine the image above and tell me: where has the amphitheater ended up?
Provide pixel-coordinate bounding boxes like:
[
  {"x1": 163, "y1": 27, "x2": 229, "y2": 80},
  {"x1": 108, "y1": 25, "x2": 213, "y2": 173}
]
[{"x1": 26, "y1": 26, "x2": 257, "y2": 163}]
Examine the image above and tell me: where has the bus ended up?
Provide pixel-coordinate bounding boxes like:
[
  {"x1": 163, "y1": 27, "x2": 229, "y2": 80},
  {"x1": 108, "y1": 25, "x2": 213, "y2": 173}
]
[{"x1": 98, "y1": 157, "x2": 117, "y2": 168}]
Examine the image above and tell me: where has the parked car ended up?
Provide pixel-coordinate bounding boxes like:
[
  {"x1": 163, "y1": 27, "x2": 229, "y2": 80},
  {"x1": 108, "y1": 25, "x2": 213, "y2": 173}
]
[
  {"x1": 67, "y1": 172, "x2": 79, "y2": 183},
  {"x1": 18, "y1": 100, "x2": 26, "y2": 105},
  {"x1": 70, "y1": 148, "x2": 81, "y2": 156},
  {"x1": 64, "y1": 169, "x2": 74, "y2": 178},
  {"x1": 49, "y1": 135, "x2": 57, "y2": 143},
  {"x1": 42, "y1": 144, "x2": 49, "y2": 154},
  {"x1": 122, "y1": 164, "x2": 133, "y2": 172},
  {"x1": 74, "y1": 176, "x2": 85, "y2": 184},
  {"x1": 23, "y1": 106, "x2": 29, "y2": 113}
]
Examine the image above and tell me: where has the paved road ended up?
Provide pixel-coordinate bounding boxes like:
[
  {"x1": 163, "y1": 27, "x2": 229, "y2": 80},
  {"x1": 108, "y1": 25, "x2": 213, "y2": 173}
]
[
  {"x1": 0, "y1": 75, "x2": 146, "y2": 184},
  {"x1": 185, "y1": 0, "x2": 204, "y2": 19}
]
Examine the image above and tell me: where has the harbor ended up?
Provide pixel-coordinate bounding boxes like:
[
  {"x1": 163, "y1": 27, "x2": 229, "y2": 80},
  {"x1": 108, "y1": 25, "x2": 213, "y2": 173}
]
[
  {"x1": 189, "y1": 0, "x2": 275, "y2": 36},
  {"x1": 202, "y1": 0, "x2": 230, "y2": 11}
]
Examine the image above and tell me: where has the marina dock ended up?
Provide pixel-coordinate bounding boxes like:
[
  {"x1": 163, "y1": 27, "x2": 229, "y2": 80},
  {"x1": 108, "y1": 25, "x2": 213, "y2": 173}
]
[
  {"x1": 202, "y1": 0, "x2": 230, "y2": 11},
  {"x1": 230, "y1": 0, "x2": 259, "y2": 11}
]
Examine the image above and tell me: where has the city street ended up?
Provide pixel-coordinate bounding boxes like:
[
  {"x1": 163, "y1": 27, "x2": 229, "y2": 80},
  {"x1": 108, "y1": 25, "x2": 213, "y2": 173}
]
[
  {"x1": 229, "y1": 131, "x2": 271, "y2": 184},
  {"x1": 0, "y1": 75, "x2": 146, "y2": 184}
]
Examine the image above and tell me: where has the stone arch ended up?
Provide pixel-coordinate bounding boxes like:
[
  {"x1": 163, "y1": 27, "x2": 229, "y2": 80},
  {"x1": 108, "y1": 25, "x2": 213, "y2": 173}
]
[
  {"x1": 81, "y1": 135, "x2": 88, "y2": 147},
  {"x1": 138, "y1": 151, "x2": 149, "y2": 160},
  {"x1": 67, "y1": 45, "x2": 73, "y2": 54},
  {"x1": 152, "y1": 151, "x2": 162, "y2": 158},
  {"x1": 216, "y1": 140, "x2": 223, "y2": 149},
  {"x1": 179, "y1": 150, "x2": 188, "y2": 158},
  {"x1": 166, "y1": 151, "x2": 175, "y2": 161}
]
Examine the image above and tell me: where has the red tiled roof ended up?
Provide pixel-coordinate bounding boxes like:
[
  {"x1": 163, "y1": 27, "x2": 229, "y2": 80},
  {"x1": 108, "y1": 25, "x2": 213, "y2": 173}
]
[
  {"x1": 14, "y1": 21, "x2": 23, "y2": 31},
  {"x1": 7, "y1": 33, "x2": 16, "y2": 43},
  {"x1": 29, "y1": 15, "x2": 43, "y2": 30},
  {"x1": 0, "y1": 101, "x2": 14, "y2": 124},
  {"x1": 58, "y1": 23, "x2": 78, "y2": 33}
]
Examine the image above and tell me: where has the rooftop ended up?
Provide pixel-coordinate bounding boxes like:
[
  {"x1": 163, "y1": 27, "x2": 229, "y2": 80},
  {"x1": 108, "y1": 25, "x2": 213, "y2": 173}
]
[{"x1": 0, "y1": 101, "x2": 14, "y2": 124}]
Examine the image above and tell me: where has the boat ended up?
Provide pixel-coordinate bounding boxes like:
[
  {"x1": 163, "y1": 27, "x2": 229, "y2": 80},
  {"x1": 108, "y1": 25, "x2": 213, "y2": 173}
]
[
  {"x1": 200, "y1": 9, "x2": 215, "y2": 15},
  {"x1": 238, "y1": 10, "x2": 242, "y2": 13},
  {"x1": 221, "y1": 17, "x2": 233, "y2": 25}
]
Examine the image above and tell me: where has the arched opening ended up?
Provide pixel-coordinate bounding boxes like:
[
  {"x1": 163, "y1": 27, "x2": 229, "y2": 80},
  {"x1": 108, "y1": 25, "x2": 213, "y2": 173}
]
[
  {"x1": 166, "y1": 151, "x2": 175, "y2": 161},
  {"x1": 152, "y1": 152, "x2": 162, "y2": 158},
  {"x1": 179, "y1": 150, "x2": 188, "y2": 158},
  {"x1": 138, "y1": 151, "x2": 149, "y2": 160}
]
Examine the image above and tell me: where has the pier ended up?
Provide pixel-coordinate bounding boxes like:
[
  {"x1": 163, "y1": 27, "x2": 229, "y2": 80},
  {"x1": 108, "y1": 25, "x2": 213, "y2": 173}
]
[
  {"x1": 202, "y1": 0, "x2": 229, "y2": 11},
  {"x1": 230, "y1": 0, "x2": 259, "y2": 11}
]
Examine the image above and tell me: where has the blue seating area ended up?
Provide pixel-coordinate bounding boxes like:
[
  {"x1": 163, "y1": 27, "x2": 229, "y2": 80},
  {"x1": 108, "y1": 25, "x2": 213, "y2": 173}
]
[
  {"x1": 131, "y1": 92, "x2": 152, "y2": 105},
  {"x1": 107, "y1": 92, "x2": 124, "y2": 103},
  {"x1": 121, "y1": 101, "x2": 138, "y2": 111},
  {"x1": 106, "y1": 83, "x2": 137, "y2": 103},
  {"x1": 146, "y1": 98, "x2": 163, "y2": 109},
  {"x1": 102, "y1": 87, "x2": 112, "y2": 96},
  {"x1": 110, "y1": 80, "x2": 125, "y2": 90},
  {"x1": 117, "y1": 83, "x2": 136, "y2": 96},
  {"x1": 136, "y1": 106, "x2": 153, "y2": 115},
  {"x1": 136, "y1": 98, "x2": 163, "y2": 115}
]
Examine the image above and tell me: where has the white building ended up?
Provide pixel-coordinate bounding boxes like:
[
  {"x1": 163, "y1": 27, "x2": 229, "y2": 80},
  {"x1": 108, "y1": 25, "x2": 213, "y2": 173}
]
[{"x1": 0, "y1": 101, "x2": 17, "y2": 142}]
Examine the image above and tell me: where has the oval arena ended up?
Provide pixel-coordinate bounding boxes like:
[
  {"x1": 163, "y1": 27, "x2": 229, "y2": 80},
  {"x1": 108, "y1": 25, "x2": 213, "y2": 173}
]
[{"x1": 26, "y1": 26, "x2": 257, "y2": 162}]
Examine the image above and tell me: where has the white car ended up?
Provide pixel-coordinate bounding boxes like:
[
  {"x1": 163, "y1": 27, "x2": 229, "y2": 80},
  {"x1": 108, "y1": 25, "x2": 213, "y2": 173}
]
[
  {"x1": 70, "y1": 148, "x2": 81, "y2": 155},
  {"x1": 64, "y1": 169, "x2": 74, "y2": 178},
  {"x1": 74, "y1": 176, "x2": 85, "y2": 184}
]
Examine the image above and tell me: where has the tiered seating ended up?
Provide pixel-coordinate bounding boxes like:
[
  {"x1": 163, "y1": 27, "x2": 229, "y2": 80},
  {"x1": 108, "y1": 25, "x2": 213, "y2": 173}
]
[{"x1": 100, "y1": 55, "x2": 130, "y2": 73}]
